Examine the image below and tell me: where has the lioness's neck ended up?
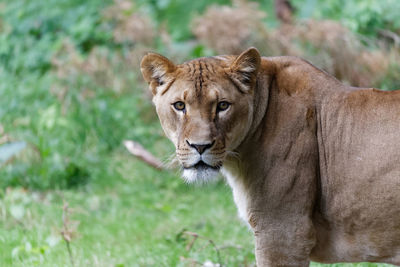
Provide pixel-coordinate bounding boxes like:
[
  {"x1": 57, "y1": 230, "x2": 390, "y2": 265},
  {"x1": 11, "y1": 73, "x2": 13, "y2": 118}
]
[
  {"x1": 221, "y1": 155, "x2": 251, "y2": 224},
  {"x1": 245, "y1": 58, "x2": 275, "y2": 140}
]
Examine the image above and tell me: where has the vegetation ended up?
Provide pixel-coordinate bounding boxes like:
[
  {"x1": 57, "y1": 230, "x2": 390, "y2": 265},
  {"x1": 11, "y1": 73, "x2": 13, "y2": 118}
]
[{"x1": 0, "y1": 0, "x2": 399, "y2": 266}]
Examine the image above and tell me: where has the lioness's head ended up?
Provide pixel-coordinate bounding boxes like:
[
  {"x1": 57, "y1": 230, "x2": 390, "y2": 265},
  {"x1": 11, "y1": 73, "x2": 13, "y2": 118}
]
[{"x1": 141, "y1": 48, "x2": 261, "y2": 182}]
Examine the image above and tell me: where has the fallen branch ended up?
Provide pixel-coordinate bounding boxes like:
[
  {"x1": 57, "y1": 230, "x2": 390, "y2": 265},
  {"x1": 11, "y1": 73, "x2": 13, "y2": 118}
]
[
  {"x1": 123, "y1": 140, "x2": 164, "y2": 170},
  {"x1": 379, "y1": 29, "x2": 400, "y2": 47}
]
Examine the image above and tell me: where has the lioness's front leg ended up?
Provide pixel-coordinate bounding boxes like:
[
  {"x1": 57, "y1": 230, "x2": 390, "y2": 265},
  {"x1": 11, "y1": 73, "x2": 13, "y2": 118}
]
[{"x1": 250, "y1": 213, "x2": 315, "y2": 267}]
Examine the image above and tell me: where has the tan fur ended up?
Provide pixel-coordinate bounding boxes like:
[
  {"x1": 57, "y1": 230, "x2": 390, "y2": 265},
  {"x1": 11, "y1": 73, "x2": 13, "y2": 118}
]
[{"x1": 141, "y1": 48, "x2": 400, "y2": 266}]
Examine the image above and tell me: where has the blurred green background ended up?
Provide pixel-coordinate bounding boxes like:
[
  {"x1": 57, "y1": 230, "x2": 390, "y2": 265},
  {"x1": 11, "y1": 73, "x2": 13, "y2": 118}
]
[{"x1": 0, "y1": 0, "x2": 399, "y2": 266}]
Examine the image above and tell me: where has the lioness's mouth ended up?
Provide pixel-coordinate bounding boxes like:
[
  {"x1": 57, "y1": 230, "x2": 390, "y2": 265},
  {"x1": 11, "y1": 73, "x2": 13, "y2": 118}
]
[{"x1": 185, "y1": 161, "x2": 220, "y2": 171}]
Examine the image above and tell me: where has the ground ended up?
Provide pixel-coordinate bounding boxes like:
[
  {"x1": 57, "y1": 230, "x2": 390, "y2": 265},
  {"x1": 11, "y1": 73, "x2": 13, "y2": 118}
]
[{"x1": 0, "y1": 153, "x2": 394, "y2": 266}]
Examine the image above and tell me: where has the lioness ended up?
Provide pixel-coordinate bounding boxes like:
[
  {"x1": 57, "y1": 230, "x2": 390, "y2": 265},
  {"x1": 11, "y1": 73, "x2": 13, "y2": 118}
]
[{"x1": 141, "y1": 48, "x2": 400, "y2": 266}]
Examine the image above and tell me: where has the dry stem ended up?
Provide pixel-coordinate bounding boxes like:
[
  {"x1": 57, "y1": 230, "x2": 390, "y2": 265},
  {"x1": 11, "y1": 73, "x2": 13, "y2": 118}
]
[
  {"x1": 183, "y1": 231, "x2": 223, "y2": 266},
  {"x1": 61, "y1": 200, "x2": 76, "y2": 267}
]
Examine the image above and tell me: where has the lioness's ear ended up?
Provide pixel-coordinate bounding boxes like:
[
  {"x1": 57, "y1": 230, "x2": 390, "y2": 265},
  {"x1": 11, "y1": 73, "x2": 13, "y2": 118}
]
[
  {"x1": 140, "y1": 53, "x2": 176, "y2": 95},
  {"x1": 227, "y1": 47, "x2": 261, "y2": 92}
]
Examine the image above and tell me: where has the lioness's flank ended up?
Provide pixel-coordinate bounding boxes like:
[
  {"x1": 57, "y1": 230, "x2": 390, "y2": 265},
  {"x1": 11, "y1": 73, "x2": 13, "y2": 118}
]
[{"x1": 141, "y1": 48, "x2": 400, "y2": 266}]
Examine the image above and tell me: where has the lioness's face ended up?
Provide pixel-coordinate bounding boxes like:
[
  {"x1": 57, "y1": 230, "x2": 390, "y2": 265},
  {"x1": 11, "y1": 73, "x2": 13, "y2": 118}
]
[
  {"x1": 153, "y1": 67, "x2": 254, "y2": 182},
  {"x1": 141, "y1": 48, "x2": 261, "y2": 182}
]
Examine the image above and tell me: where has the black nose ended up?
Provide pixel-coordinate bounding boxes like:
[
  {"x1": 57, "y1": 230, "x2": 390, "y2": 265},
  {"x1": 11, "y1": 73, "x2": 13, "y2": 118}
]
[{"x1": 186, "y1": 140, "x2": 215, "y2": 154}]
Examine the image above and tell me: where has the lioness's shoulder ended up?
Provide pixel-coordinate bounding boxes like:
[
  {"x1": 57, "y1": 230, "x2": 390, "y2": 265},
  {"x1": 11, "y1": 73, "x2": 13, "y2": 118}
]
[
  {"x1": 259, "y1": 56, "x2": 343, "y2": 94},
  {"x1": 260, "y1": 56, "x2": 324, "y2": 75}
]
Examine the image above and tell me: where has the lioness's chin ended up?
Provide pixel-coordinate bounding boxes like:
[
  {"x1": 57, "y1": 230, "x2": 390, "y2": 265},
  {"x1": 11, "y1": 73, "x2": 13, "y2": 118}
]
[{"x1": 182, "y1": 167, "x2": 220, "y2": 184}]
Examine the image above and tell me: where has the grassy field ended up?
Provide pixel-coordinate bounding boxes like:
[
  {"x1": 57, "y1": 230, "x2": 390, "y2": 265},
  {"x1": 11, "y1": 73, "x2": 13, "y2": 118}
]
[
  {"x1": 1, "y1": 154, "x2": 256, "y2": 266},
  {"x1": 1, "y1": 156, "x2": 394, "y2": 267},
  {"x1": 1, "y1": 0, "x2": 399, "y2": 266},
  {"x1": 1, "y1": 155, "x2": 394, "y2": 266}
]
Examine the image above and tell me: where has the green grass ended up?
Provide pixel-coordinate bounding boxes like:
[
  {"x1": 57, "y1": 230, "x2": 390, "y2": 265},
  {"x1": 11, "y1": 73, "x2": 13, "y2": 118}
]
[
  {"x1": 0, "y1": 156, "x2": 395, "y2": 266},
  {"x1": 1, "y1": 155, "x2": 256, "y2": 266}
]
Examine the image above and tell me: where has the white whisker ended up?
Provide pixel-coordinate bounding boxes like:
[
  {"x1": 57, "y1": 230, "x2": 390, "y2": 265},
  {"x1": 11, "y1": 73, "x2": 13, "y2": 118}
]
[{"x1": 162, "y1": 153, "x2": 180, "y2": 169}]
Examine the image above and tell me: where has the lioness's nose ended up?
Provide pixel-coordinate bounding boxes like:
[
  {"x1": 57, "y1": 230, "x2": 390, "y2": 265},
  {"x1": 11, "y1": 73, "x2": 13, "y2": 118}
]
[{"x1": 186, "y1": 140, "x2": 215, "y2": 155}]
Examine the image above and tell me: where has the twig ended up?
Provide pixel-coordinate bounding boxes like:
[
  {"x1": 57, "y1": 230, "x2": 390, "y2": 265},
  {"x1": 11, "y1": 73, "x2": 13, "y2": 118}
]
[
  {"x1": 217, "y1": 244, "x2": 244, "y2": 250},
  {"x1": 179, "y1": 256, "x2": 204, "y2": 266},
  {"x1": 61, "y1": 200, "x2": 76, "y2": 267},
  {"x1": 123, "y1": 140, "x2": 164, "y2": 170},
  {"x1": 379, "y1": 29, "x2": 400, "y2": 47},
  {"x1": 64, "y1": 239, "x2": 74, "y2": 267},
  {"x1": 185, "y1": 233, "x2": 198, "y2": 251},
  {"x1": 182, "y1": 231, "x2": 223, "y2": 266}
]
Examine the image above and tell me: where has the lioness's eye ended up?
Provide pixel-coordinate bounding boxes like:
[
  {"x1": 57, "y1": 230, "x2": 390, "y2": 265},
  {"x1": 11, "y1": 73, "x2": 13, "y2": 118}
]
[
  {"x1": 217, "y1": 101, "x2": 230, "y2": 112},
  {"x1": 173, "y1": 101, "x2": 185, "y2": 111}
]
